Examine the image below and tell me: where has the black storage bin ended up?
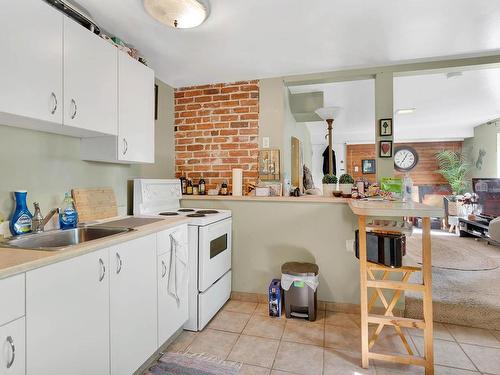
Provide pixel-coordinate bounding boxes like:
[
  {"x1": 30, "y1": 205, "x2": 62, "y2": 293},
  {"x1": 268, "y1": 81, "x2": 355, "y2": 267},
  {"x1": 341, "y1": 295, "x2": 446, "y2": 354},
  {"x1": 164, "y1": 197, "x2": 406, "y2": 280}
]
[{"x1": 355, "y1": 230, "x2": 406, "y2": 268}]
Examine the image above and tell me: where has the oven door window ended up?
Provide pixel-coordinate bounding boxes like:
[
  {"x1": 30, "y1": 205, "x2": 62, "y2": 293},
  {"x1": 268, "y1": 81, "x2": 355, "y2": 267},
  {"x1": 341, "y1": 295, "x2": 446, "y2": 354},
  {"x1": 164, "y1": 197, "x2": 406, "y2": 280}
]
[{"x1": 210, "y1": 234, "x2": 228, "y2": 259}]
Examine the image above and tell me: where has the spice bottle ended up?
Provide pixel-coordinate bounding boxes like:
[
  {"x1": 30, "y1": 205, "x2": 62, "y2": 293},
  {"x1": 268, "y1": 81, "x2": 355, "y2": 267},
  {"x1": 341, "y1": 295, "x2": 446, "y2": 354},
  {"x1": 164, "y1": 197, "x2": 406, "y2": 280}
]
[
  {"x1": 193, "y1": 184, "x2": 199, "y2": 195},
  {"x1": 186, "y1": 179, "x2": 193, "y2": 195},
  {"x1": 220, "y1": 180, "x2": 228, "y2": 196}
]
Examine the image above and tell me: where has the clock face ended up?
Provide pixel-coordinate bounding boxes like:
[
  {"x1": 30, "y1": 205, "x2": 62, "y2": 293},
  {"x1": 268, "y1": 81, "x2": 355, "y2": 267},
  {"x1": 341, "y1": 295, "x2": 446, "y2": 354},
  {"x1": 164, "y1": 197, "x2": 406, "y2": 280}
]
[{"x1": 394, "y1": 147, "x2": 418, "y2": 171}]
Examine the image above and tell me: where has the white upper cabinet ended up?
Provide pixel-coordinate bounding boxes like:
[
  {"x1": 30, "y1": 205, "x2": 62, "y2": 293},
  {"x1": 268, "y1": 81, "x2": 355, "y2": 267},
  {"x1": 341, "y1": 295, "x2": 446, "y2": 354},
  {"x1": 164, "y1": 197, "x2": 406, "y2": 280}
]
[
  {"x1": 26, "y1": 249, "x2": 110, "y2": 375},
  {"x1": 0, "y1": 0, "x2": 63, "y2": 130},
  {"x1": 63, "y1": 17, "x2": 118, "y2": 136},
  {"x1": 118, "y1": 52, "x2": 155, "y2": 163},
  {"x1": 110, "y1": 235, "x2": 157, "y2": 375}
]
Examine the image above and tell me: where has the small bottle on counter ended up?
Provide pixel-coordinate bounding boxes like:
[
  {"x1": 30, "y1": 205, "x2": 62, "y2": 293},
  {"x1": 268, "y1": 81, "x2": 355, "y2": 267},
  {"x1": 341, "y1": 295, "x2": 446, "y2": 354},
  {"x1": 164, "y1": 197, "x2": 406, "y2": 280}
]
[
  {"x1": 193, "y1": 184, "x2": 199, "y2": 195},
  {"x1": 199, "y1": 175, "x2": 206, "y2": 195},
  {"x1": 186, "y1": 179, "x2": 193, "y2": 195},
  {"x1": 180, "y1": 175, "x2": 187, "y2": 195},
  {"x1": 220, "y1": 180, "x2": 228, "y2": 196}
]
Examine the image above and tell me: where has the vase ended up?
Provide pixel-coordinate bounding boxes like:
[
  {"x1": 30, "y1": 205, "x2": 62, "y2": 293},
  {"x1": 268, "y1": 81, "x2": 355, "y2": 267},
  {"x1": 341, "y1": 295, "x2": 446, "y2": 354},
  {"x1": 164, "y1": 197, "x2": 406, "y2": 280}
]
[
  {"x1": 339, "y1": 183, "x2": 353, "y2": 195},
  {"x1": 323, "y1": 184, "x2": 336, "y2": 197}
]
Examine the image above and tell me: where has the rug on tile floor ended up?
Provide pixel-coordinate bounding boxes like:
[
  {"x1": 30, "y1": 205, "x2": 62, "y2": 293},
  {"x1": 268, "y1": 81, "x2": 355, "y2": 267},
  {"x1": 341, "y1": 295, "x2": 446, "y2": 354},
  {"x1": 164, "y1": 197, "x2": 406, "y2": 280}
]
[{"x1": 144, "y1": 352, "x2": 241, "y2": 375}]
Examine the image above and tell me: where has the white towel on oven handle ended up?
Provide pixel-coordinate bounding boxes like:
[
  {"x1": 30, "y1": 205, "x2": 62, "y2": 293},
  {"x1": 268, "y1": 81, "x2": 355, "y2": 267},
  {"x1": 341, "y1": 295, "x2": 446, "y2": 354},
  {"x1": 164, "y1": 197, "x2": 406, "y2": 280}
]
[{"x1": 167, "y1": 230, "x2": 188, "y2": 304}]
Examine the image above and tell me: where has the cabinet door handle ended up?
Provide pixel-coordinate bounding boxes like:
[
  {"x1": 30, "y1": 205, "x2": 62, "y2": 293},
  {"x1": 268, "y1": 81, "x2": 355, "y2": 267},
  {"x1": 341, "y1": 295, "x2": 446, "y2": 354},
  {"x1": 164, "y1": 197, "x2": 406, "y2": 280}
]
[
  {"x1": 116, "y1": 253, "x2": 122, "y2": 274},
  {"x1": 50, "y1": 92, "x2": 58, "y2": 115},
  {"x1": 70, "y1": 98, "x2": 77, "y2": 119},
  {"x1": 161, "y1": 260, "x2": 167, "y2": 278},
  {"x1": 122, "y1": 138, "x2": 128, "y2": 155},
  {"x1": 98, "y1": 258, "x2": 106, "y2": 282},
  {"x1": 6, "y1": 335, "x2": 15, "y2": 369}
]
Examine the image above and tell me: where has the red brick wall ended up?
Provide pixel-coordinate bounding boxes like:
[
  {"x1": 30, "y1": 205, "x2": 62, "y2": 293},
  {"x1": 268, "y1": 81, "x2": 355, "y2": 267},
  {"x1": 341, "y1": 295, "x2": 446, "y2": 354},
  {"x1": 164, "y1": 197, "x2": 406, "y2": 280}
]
[{"x1": 174, "y1": 81, "x2": 259, "y2": 190}]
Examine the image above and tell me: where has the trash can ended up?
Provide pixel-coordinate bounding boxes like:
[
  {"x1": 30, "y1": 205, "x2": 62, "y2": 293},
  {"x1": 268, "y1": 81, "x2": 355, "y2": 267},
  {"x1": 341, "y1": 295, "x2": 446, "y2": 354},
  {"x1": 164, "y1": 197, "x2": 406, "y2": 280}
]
[{"x1": 281, "y1": 262, "x2": 319, "y2": 321}]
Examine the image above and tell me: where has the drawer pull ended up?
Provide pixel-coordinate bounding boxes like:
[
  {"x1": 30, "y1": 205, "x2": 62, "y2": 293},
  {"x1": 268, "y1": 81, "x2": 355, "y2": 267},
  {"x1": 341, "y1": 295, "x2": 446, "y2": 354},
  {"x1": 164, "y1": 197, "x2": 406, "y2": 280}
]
[
  {"x1": 161, "y1": 260, "x2": 167, "y2": 278},
  {"x1": 116, "y1": 253, "x2": 122, "y2": 274},
  {"x1": 70, "y1": 98, "x2": 77, "y2": 119},
  {"x1": 6, "y1": 335, "x2": 15, "y2": 369},
  {"x1": 99, "y1": 258, "x2": 106, "y2": 282},
  {"x1": 50, "y1": 92, "x2": 58, "y2": 115}
]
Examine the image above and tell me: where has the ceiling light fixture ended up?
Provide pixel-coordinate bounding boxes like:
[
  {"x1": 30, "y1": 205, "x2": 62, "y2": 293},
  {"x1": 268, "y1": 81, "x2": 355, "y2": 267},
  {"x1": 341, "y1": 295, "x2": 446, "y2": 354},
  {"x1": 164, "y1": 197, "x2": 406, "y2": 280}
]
[
  {"x1": 143, "y1": 0, "x2": 207, "y2": 29},
  {"x1": 395, "y1": 108, "x2": 416, "y2": 115}
]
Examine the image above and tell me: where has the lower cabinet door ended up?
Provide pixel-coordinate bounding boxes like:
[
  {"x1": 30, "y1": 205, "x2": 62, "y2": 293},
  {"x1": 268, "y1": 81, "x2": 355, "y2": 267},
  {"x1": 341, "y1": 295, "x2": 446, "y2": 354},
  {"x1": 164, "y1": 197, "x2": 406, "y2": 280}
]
[
  {"x1": 110, "y1": 234, "x2": 157, "y2": 375},
  {"x1": 158, "y1": 250, "x2": 189, "y2": 345},
  {"x1": 0, "y1": 317, "x2": 25, "y2": 375},
  {"x1": 26, "y1": 248, "x2": 110, "y2": 375}
]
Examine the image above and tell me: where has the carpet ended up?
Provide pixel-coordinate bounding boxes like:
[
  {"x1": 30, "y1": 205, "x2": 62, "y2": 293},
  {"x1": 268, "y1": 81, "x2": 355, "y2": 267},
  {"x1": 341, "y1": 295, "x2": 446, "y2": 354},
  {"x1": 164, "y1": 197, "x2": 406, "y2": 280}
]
[
  {"x1": 144, "y1": 352, "x2": 241, "y2": 375},
  {"x1": 406, "y1": 232, "x2": 498, "y2": 271},
  {"x1": 405, "y1": 230, "x2": 500, "y2": 330}
]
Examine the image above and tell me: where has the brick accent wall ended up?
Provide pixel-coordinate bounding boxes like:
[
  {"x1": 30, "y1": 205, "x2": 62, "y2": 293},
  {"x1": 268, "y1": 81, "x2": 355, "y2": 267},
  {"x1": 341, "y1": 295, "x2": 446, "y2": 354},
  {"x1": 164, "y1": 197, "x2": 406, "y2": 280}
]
[{"x1": 174, "y1": 81, "x2": 259, "y2": 190}]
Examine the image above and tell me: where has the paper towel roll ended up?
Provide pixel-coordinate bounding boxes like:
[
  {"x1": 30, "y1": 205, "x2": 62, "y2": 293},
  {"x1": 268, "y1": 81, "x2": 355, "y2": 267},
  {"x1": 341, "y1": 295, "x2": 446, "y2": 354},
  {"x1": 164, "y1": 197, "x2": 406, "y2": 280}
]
[{"x1": 232, "y1": 168, "x2": 243, "y2": 196}]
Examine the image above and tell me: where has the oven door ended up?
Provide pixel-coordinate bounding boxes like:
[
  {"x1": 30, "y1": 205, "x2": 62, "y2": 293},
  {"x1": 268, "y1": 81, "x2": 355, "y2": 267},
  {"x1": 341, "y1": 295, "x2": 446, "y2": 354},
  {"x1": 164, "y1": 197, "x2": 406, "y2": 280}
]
[{"x1": 198, "y1": 218, "x2": 232, "y2": 292}]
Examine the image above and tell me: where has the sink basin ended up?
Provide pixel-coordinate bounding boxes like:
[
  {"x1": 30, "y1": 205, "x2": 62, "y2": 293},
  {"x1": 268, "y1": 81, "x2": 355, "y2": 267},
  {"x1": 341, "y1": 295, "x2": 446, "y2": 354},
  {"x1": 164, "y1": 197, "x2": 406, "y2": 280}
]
[{"x1": 3, "y1": 227, "x2": 134, "y2": 251}]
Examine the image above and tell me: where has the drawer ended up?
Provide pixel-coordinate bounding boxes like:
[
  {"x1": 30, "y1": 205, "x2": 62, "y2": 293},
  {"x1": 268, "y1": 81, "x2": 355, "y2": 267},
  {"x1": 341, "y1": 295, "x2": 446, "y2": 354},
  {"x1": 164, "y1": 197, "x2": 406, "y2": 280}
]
[
  {"x1": 0, "y1": 275, "x2": 25, "y2": 326},
  {"x1": 157, "y1": 224, "x2": 188, "y2": 256},
  {"x1": 0, "y1": 317, "x2": 25, "y2": 375}
]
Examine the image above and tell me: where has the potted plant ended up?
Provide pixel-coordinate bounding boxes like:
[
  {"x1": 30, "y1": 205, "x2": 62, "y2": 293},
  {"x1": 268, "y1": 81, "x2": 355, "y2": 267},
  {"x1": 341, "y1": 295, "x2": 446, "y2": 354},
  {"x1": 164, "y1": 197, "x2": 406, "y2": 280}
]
[
  {"x1": 322, "y1": 174, "x2": 338, "y2": 197},
  {"x1": 435, "y1": 150, "x2": 471, "y2": 195},
  {"x1": 339, "y1": 173, "x2": 355, "y2": 195}
]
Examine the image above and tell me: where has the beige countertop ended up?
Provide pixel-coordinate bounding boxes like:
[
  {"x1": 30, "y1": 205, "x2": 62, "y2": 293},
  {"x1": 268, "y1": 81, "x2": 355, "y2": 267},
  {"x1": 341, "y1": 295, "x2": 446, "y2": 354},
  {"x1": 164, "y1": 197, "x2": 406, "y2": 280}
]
[
  {"x1": 0, "y1": 215, "x2": 189, "y2": 280},
  {"x1": 349, "y1": 199, "x2": 444, "y2": 218},
  {"x1": 182, "y1": 195, "x2": 348, "y2": 203}
]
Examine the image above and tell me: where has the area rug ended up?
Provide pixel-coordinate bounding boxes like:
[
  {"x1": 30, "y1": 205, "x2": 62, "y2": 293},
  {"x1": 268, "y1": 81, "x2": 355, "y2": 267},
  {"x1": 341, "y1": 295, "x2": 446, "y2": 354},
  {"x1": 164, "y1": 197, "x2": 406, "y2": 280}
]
[
  {"x1": 405, "y1": 230, "x2": 500, "y2": 330},
  {"x1": 406, "y1": 231, "x2": 498, "y2": 271},
  {"x1": 144, "y1": 352, "x2": 241, "y2": 375}
]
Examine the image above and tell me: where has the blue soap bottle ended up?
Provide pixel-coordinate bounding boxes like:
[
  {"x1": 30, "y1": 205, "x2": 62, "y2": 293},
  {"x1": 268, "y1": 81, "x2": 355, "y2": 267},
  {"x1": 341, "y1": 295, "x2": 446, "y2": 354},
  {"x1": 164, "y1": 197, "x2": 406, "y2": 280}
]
[
  {"x1": 10, "y1": 191, "x2": 33, "y2": 236},
  {"x1": 59, "y1": 192, "x2": 78, "y2": 230}
]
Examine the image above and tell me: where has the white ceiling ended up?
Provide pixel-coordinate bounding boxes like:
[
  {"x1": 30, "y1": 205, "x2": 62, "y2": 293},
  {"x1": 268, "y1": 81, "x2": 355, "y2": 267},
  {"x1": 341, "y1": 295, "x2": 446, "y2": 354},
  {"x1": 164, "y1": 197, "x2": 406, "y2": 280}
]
[
  {"x1": 290, "y1": 68, "x2": 500, "y2": 144},
  {"x1": 74, "y1": 0, "x2": 500, "y2": 87}
]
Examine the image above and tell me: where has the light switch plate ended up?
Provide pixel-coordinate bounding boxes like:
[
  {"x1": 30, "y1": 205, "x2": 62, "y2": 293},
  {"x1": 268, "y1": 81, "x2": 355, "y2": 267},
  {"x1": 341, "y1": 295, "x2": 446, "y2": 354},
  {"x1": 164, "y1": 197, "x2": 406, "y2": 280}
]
[
  {"x1": 262, "y1": 137, "x2": 270, "y2": 148},
  {"x1": 346, "y1": 239, "x2": 355, "y2": 252}
]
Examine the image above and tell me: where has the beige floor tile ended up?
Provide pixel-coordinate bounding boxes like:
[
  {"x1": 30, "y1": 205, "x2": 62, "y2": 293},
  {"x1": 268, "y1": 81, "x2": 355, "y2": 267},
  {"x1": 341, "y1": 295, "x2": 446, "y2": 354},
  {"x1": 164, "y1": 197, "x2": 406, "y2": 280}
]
[
  {"x1": 369, "y1": 326, "x2": 417, "y2": 355},
  {"x1": 434, "y1": 366, "x2": 480, "y2": 374},
  {"x1": 405, "y1": 322, "x2": 454, "y2": 341},
  {"x1": 325, "y1": 311, "x2": 360, "y2": 328},
  {"x1": 270, "y1": 371, "x2": 294, "y2": 375},
  {"x1": 373, "y1": 361, "x2": 423, "y2": 374},
  {"x1": 273, "y1": 341, "x2": 323, "y2": 375},
  {"x1": 208, "y1": 310, "x2": 251, "y2": 333},
  {"x1": 239, "y1": 364, "x2": 271, "y2": 375},
  {"x1": 282, "y1": 319, "x2": 324, "y2": 346},
  {"x1": 447, "y1": 324, "x2": 500, "y2": 348},
  {"x1": 325, "y1": 324, "x2": 361, "y2": 352},
  {"x1": 166, "y1": 330, "x2": 198, "y2": 352},
  {"x1": 493, "y1": 330, "x2": 500, "y2": 341},
  {"x1": 412, "y1": 336, "x2": 476, "y2": 370},
  {"x1": 254, "y1": 303, "x2": 270, "y2": 316},
  {"x1": 227, "y1": 335, "x2": 280, "y2": 368},
  {"x1": 186, "y1": 328, "x2": 238, "y2": 359},
  {"x1": 324, "y1": 348, "x2": 375, "y2": 374},
  {"x1": 224, "y1": 300, "x2": 258, "y2": 314},
  {"x1": 243, "y1": 315, "x2": 286, "y2": 339},
  {"x1": 461, "y1": 343, "x2": 500, "y2": 374}
]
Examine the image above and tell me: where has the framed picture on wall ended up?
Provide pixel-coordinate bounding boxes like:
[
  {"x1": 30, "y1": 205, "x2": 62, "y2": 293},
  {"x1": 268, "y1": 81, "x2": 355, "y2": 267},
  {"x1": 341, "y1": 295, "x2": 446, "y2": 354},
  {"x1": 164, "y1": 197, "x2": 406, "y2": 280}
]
[
  {"x1": 258, "y1": 149, "x2": 281, "y2": 181},
  {"x1": 362, "y1": 159, "x2": 376, "y2": 174},
  {"x1": 379, "y1": 141, "x2": 393, "y2": 158},
  {"x1": 379, "y1": 118, "x2": 392, "y2": 136}
]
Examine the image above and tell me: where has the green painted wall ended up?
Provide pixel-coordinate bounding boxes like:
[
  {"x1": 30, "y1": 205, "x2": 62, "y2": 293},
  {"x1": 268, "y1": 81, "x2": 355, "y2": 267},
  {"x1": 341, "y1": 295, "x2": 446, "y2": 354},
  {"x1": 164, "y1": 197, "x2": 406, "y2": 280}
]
[
  {"x1": 0, "y1": 79, "x2": 175, "y2": 220},
  {"x1": 465, "y1": 120, "x2": 500, "y2": 179}
]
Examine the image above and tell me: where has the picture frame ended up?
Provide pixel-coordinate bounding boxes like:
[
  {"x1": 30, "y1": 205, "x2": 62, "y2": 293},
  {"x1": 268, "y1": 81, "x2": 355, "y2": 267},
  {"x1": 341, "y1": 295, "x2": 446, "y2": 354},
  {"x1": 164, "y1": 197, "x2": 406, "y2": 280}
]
[
  {"x1": 362, "y1": 159, "x2": 376, "y2": 174},
  {"x1": 258, "y1": 149, "x2": 281, "y2": 181},
  {"x1": 379, "y1": 118, "x2": 392, "y2": 136},
  {"x1": 379, "y1": 140, "x2": 393, "y2": 158}
]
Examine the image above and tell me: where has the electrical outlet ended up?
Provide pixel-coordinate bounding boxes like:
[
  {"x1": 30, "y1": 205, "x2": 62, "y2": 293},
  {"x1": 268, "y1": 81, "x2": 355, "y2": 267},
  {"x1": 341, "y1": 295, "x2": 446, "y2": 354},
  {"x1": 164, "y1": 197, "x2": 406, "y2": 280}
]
[
  {"x1": 346, "y1": 239, "x2": 355, "y2": 252},
  {"x1": 262, "y1": 137, "x2": 270, "y2": 148}
]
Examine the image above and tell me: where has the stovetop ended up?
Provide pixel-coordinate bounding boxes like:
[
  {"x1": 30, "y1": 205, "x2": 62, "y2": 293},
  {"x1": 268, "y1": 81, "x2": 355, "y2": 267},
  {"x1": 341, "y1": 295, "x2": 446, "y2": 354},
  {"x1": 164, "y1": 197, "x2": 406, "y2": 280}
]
[{"x1": 155, "y1": 207, "x2": 231, "y2": 226}]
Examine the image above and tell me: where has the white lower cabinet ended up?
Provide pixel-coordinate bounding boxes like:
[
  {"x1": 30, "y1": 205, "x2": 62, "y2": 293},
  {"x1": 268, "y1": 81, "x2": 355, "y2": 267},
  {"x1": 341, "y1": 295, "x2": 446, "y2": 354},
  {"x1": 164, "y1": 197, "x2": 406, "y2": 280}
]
[
  {"x1": 26, "y1": 248, "x2": 110, "y2": 375},
  {"x1": 110, "y1": 234, "x2": 157, "y2": 375},
  {"x1": 0, "y1": 318, "x2": 25, "y2": 375}
]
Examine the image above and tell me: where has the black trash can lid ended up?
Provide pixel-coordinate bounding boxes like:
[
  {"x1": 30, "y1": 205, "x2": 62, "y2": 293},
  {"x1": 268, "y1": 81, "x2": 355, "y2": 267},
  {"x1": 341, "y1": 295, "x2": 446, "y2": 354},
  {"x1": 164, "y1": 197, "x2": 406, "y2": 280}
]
[{"x1": 281, "y1": 262, "x2": 319, "y2": 276}]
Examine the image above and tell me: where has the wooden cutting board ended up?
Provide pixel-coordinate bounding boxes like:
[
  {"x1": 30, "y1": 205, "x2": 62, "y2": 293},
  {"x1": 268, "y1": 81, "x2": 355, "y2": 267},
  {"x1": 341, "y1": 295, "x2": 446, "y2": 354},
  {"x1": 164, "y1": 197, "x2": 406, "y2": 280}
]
[{"x1": 71, "y1": 187, "x2": 118, "y2": 222}]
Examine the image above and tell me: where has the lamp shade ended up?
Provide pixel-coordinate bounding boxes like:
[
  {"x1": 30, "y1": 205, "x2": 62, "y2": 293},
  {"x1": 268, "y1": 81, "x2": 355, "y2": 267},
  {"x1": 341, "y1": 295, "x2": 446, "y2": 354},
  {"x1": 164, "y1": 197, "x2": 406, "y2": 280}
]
[
  {"x1": 144, "y1": 0, "x2": 207, "y2": 29},
  {"x1": 315, "y1": 106, "x2": 342, "y2": 121}
]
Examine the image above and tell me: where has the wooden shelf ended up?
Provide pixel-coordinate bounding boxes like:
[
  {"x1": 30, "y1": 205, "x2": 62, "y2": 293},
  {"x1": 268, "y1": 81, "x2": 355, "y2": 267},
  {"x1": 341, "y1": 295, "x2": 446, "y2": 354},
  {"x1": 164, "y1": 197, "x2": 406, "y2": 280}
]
[
  {"x1": 368, "y1": 352, "x2": 427, "y2": 367},
  {"x1": 367, "y1": 279, "x2": 425, "y2": 292},
  {"x1": 366, "y1": 263, "x2": 421, "y2": 272},
  {"x1": 368, "y1": 314, "x2": 426, "y2": 329}
]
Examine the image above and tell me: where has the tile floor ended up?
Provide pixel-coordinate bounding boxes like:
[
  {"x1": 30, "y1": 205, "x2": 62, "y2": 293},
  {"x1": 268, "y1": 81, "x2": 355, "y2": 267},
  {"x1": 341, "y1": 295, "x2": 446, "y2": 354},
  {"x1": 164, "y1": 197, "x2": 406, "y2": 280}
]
[{"x1": 166, "y1": 300, "x2": 500, "y2": 374}]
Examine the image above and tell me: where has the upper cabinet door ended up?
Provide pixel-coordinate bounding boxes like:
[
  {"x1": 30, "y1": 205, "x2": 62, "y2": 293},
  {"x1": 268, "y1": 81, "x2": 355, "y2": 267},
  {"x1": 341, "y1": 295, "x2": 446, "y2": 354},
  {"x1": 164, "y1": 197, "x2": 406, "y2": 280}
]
[
  {"x1": 64, "y1": 17, "x2": 117, "y2": 136},
  {"x1": 118, "y1": 53, "x2": 155, "y2": 163},
  {"x1": 0, "y1": 0, "x2": 63, "y2": 125}
]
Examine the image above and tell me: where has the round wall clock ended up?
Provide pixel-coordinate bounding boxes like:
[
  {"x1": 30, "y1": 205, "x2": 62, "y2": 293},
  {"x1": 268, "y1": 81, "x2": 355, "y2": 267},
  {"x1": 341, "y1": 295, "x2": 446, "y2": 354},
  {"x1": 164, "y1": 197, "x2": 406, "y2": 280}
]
[{"x1": 394, "y1": 146, "x2": 419, "y2": 171}]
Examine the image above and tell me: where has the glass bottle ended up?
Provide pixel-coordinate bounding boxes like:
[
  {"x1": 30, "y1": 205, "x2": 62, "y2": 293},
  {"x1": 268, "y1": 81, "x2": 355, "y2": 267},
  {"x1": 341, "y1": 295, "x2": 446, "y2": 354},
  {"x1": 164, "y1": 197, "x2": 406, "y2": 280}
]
[
  {"x1": 220, "y1": 180, "x2": 228, "y2": 196},
  {"x1": 199, "y1": 175, "x2": 206, "y2": 195},
  {"x1": 186, "y1": 179, "x2": 193, "y2": 195}
]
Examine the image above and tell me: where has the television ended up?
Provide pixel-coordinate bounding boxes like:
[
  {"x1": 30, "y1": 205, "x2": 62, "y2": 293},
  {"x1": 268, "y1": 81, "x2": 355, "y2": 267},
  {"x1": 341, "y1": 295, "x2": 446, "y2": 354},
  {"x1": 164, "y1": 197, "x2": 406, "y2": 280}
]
[{"x1": 472, "y1": 178, "x2": 500, "y2": 219}]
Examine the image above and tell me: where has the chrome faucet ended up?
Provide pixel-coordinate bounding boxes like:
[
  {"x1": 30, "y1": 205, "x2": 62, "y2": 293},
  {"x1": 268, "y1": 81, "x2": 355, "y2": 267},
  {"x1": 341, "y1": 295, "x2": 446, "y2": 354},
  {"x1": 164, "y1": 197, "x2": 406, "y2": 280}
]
[{"x1": 32, "y1": 203, "x2": 59, "y2": 233}]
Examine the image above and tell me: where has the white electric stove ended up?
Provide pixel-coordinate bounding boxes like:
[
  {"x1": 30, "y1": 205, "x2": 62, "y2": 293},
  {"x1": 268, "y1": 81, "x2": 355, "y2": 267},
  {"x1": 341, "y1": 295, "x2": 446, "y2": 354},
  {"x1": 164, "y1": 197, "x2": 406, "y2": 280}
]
[{"x1": 133, "y1": 179, "x2": 232, "y2": 331}]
